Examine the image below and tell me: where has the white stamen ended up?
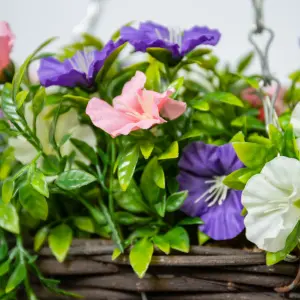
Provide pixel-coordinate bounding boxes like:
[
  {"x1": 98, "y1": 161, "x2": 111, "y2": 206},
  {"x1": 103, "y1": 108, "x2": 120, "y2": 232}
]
[
  {"x1": 195, "y1": 175, "x2": 229, "y2": 207},
  {"x1": 69, "y1": 49, "x2": 95, "y2": 75}
]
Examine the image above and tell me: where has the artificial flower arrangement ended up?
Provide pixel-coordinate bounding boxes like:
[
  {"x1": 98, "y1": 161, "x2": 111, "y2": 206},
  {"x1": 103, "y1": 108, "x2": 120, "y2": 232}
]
[{"x1": 1, "y1": 19, "x2": 300, "y2": 298}]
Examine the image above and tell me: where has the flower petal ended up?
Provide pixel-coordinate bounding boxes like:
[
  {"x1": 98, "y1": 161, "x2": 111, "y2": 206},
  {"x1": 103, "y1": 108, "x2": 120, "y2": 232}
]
[
  {"x1": 159, "y1": 97, "x2": 186, "y2": 120},
  {"x1": 38, "y1": 57, "x2": 88, "y2": 88},
  {"x1": 0, "y1": 22, "x2": 14, "y2": 70},
  {"x1": 181, "y1": 26, "x2": 221, "y2": 55}
]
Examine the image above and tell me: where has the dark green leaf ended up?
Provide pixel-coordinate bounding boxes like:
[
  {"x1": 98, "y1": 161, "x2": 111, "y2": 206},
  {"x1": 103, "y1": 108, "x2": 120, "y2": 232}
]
[
  {"x1": 118, "y1": 144, "x2": 139, "y2": 191},
  {"x1": 166, "y1": 190, "x2": 188, "y2": 212},
  {"x1": 154, "y1": 194, "x2": 166, "y2": 217},
  {"x1": 5, "y1": 263, "x2": 26, "y2": 293},
  {"x1": 146, "y1": 48, "x2": 179, "y2": 66},
  {"x1": 178, "y1": 217, "x2": 204, "y2": 225},
  {"x1": 49, "y1": 224, "x2": 73, "y2": 262},
  {"x1": 56, "y1": 170, "x2": 97, "y2": 190},
  {"x1": 70, "y1": 138, "x2": 98, "y2": 165},
  {"x1": 114, "y1": 212, "x2": 151, "y2": 225},
  {"x1": 0, "y1": 260, "x2": 10, "y2": 276},
  {"x1": 2, "y1": 178, "x2": 14, "y2": 204},
  {"x1": 41, "y1": 155, "x2": 61, "y2": 176},
  {"x1": 237, "y1": 52, "x2": 254, "y2": 73},
  {"x1": 129, "y1": 238, "x2": 154, "y2": 278},
  {"x1": 164, "y1": 227, "x2": 189, "y2": 253},
  {"x1": 0, "y1": 203, "x2": 19, "y2": 234},
  {"x1": 179, "y1": 128, "x2": 205, "y2": 140}
]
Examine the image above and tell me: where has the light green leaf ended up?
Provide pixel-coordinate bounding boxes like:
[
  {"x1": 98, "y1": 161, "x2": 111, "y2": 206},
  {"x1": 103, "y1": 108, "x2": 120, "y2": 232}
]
[
  {"x1": 112, "y1": 248, "x2": 122, "y2": 260},
  {"x1": 166, "y1": 190, "x2": 188, "y2": 212},
  {"x1": 2, "y1": 178, "x2": 14, "y2": 204},
  {"x1": 237, "y1": 52, "x2": 254, "y2": 73},
  {"x1": 74, "y1": 217, "x2": 95, "y2": 233},
  {"x1": 179, "y1": 128, "x2": 205, "y2": 141},
  {"x1": 266, "y1": 222, "x2": 300, "y2": 266},
  {"x1": 168, "y1": 77, "x2": 184, "y2": 98},
  {"x1": 268, "y1": 124, "x2": 283, "y2": 152},
  {"x1": 178, "y1": 217, "x2": 204, "y2": 226},
  {"x1": 30, "y1": 169, "x2": 49, "y2": 198},
  {"x1": 19, "y1": 184, "x2": 48, "y2": 221},
  {"x1": 223, "y1": 168, "x2": 259, "y2": 190},
  {"x1": 63, "y1": 94, "x2": 89, "y2": 104},
  {"x1": 5, "y1": 263, "x2": 26, "y2": 293},
  {"x1": 152, "y1": 235, "x2": 170, "y2": 254},
  {"x1": 49, "y1": 224, "x2": 73, "y2": 262},
  {"x1": 56, "y1": 170, "x2": 97, "y2": 191},
  {"x1": 140, "y1": 141, "x2": 154, "y2": 160},
  {"x1": 0, "y1": 203, "x2": 19, "y2": 234},
  {"x1": 231, "y1": 115, "x2": 265, "y2": 131},
  {"x1": 282, "y1": 124, "x2": 299, "y2": 159},
  {"x1": 202, "y1": 92, "x2": 244, "y2": 107},
  {"x1": 32, "y1": 87, "x2": 45, "y2": 117},
  {"x1": 154, "y1": 195, "x2": 166, "y2": 217},
  {"x1": 129, "y1": 238, "x2": 154, "y2": 278},
  {"x1": 198, "y1": 230, "x2": 210, "y2": 245},
  {"x1": 233, "y1": 142, "x2": 277, "y2": 169},
  {"x1": 34, "y1": 226, "x2": 49, "y2": 252},
  {"x1": 158, "y1": 141, "x2": 179, "y2": 160},
  {"x1": 16, "y1": 90, "x2": 29, "y2": 109},
  {"x1": 145, "y1": 60, "x2": 161, "y2": 91},
  {"x1": 118, "y1": 144, "x2": 139, "y2": 191},
  {"x1": 230, "y1": 131, "x2": 245, "y2": 142},
  {"x1": 192, "y1": 99, "x2": 210, "y2": 111},
  {"x1": 0, "y1": 260, "x2": 10, "y2": 276},
  {"x1": 165, "y1": 227, "x2": 189, "y2": 253}
]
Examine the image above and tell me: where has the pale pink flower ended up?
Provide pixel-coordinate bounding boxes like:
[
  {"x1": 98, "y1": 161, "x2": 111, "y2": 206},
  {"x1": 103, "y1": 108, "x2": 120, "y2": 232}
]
[
  {"x1": 0, "y1": 21, "x2": 15, "y2": 72},
  {"x1": 86, "y1": 71, "x2": 186, "y2": 138}
]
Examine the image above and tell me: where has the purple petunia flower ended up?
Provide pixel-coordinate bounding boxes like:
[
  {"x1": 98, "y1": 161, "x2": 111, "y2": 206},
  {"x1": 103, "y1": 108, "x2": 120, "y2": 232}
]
[
  {"x1": 120, "y1": 21, "x2": 221, "y2": 60},
  {"x1": 38, "y1": 39, "x2": 124, "y2": 88},
  {"x1": 177, "y1": 142, "x2": 244, "y2": 240}
]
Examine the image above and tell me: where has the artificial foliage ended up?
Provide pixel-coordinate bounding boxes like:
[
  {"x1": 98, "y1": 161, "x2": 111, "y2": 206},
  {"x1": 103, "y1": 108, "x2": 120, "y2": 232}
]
[{"x1": 0, "y1": 20, "x2": 300, "y2": 299}]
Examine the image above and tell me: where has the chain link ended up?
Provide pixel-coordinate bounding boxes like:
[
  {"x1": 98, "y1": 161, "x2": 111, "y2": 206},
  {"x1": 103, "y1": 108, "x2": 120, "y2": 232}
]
[{"x1": 249, "y1": 0, "x2": 281, "y2": 131}]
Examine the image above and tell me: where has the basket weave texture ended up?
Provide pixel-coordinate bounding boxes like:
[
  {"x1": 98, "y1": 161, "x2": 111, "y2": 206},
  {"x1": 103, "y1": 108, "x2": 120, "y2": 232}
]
[{"x1": 31, "y1": 239, "x2": 298, "y2": 300}]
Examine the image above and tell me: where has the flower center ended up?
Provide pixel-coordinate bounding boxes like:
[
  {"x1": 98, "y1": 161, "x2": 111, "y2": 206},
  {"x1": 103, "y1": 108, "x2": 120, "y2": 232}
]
[
  {"x1": 69, "y1": 49, "x2": 94, "y2": 75},
  {"x1": 195, "y1": 175, "x2": 229, "y2": 207},
  {"x1": 155, "y1": 27, "x2": 183, "y2": 49}
]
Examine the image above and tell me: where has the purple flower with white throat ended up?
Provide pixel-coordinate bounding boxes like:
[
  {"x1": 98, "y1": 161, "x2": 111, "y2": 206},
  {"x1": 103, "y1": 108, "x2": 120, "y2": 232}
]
[
  {"x1": 120, "y1": 21, "x2": 220, "y2": 63},
  {"x1": 177, "y1": 142, "x2": 244, "y2": 240},
  {"x1": 38, "y1": 39, "x2": 124, "y2": 88}
]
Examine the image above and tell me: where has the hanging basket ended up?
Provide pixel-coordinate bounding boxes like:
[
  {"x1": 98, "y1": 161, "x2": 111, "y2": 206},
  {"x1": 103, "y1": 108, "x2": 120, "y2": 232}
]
[{"x1": 29, "y1": 239, "x2": 298, "y2": 300}]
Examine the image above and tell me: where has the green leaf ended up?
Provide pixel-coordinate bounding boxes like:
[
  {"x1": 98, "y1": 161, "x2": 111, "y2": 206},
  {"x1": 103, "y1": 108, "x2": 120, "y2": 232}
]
[
  {"x1": 0, "y1": 260, "x2": 10, "y2": 276},
  {"x1": 129, "y1": 238, "x2": 154, "y2": 278},
  {"x1": 202, "y1": 92, "x2": 244, "y2": 107},
  {"x1": 230, "y1": 131, "x2": 245, "y2": 142},
  {"x1": 128, "y1": 226, "x2": 159, "y2": 242},
  {"x1": 114, "y1": 212, "x2": 151, "y2": 225},
  {"x1": 166, "y1": 190, "x2": 188, "y2": 212},
  {"x1": 112, "y1": 248, "x2": 122, "y2": 260},
  {"x1": 145, "y1": 60, "x2": 161, "y2": 91},
  {"x1": 154, "y1": 194, "x2": 166, "y2": 217},
  {"x1": 63, "y1": 94, "x2": 89, "y2": 104},
  {"x1": 237, "y1": 52, "x2": 254, "y2": 73},
  {"x1": 34, "y1": 226, "x2": 49, "y2": 252},
  {"x1": 146, "y1": 47, "x2": 178, "y2": 66},
  {"x1": 178, "y1": 217, "x2": 204, "y2": 225},
  {"x1": 70, "y1": 138, "x2": 98, "y2": 165},
  {"x1": 5, "y1": 263, "x2": 26, "y2": 293},
  {"x1": 16, "y1": 90, "x2": 29, "y2": 109},
  {"x1": 30, "y1": 169, "x2": 49, "y2": 198},
  {"x1": 0, "y1": 231, "x2": 8, "y2": 261},
  {"x1": 198, "y1": 230, "x2": 210, "y2": 245},
  {"x1": 179, "y1": 128, "x2": 205, "y2": 140},
  {"x1": 282, "y1": 124, "x2": 299, "y2": 159},
  {"x1": 118, "y1": 144, "x2": 139, "y2": 191},
  {"x1": 168, "y1": 77, "x2": 184, "y2": 98},
  {"x1": 231, "y1": 115, "x2": 265, "y2": 131},
  {"x1": 12, "y1": 37, "x2": 57, "y2": 101},
  {"x1": 0, "y1": 119, "x2": 10, "y2": 132},
  {"x1": 74, "y1": 217, "x2": 95, "y2": 233},
  {"x1": 113, "y1": 180, "x2": 149, "y2": 214},
  {"x1": 233, "y1": 142, "x2": 277, "y2": 169},
  {"x1": 41, "y1": 155, "x2": 61, "y2": 176},
  {"x1": 140, "y1": 157, "x2": 165, "y2": 204},
  {"x1": 152, "y1": 235, "x2": 170, "y2": 254},
  {"x1": 139, "y1": 141, "x2": 154, "y2": 159},
  {"x1": 56, "y1": 170, "x2": 97, "y2": 191},
  {"x1": 193, "y1": 112, "x2": 225, "y2": 135},
  {"x1": 268, "y1": 124, "x2": 283, "y2": 152},
  {"x1": 187, "y1": 48, "x2": 212, "y2": 59},
  {"x1": 49, "y1": 224, "x2": 73, "y2": 262},
  {"x1": 248, "y1": 134, "x2": 272, "y2": 146},
  {"x1": 191, "y1": 99, "x2": 210, "y2": 111},
  {"x1": 96, "y1": 43, "x2": 127, "y2": 82},
  {"x1": 19, "y1": 184, "x2": 48, "y2": 221},
  {"x1": 0, "y1": 203, "x2": 19, "y2": 234},
  {"x1": 2, "y1": 178, "x2": 14, "y2": 204},
  {"x1": 165, "y1": 227, "x2": 189, "y2": 253},
  {"x1": 223, "y1": 168, "x2": 259, "y2": 190},
  {"x1": 32, "y1": 87, "x2": 45, "y2": 117},
  {"x1": 266, "y1": 222, "x2": 300, "y2": 266},
  {"x1": 158, "y1": 141, "x2": 179, "y2": 160}
]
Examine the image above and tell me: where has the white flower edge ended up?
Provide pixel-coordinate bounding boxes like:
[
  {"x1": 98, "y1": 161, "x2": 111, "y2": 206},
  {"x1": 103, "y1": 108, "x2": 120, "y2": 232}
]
[{"x1": 242, "y1": 156, "x2": 300, "y2": 252}]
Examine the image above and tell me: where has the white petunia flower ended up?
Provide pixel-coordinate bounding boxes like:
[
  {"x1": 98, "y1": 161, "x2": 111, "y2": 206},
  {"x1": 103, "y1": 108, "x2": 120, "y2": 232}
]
[
  {"x1": 243, "y1": 156, "x2": 300, "y2": 252},
  {"x1": 9, "y1": 104, "x2": 96, "y2": 165},
  {"x1": 290, "y1": 102, "x2": 300, "y2": 149}
]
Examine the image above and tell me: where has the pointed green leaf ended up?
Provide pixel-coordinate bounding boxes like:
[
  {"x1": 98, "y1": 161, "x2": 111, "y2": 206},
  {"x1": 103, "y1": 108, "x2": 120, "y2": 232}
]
[
  {"x1": 165, "y1": 227, "x2": 189, "y2": 253},
  {"x1": 118, "y1": 144, "x2": 139, "y2": 191},
  {"x1": 19, "y1": 184, "x2": 48, "y2": 221},
  {"x1": 32, "y1": 87, "x2": 45, "y2": 117},
  {"x1": 152, "y1": 235, "x2": 170, "y2": 254},
  {"x1": 30, "y1": 169, "x2": 49, "y2": 198},
  {"x1": 179, "y1": 128, "x2": 205, "y2": 141},
  {"x1": 198, "y1": 230, "x2": 210, "y2": 245},
  {"x1": 16, "y1": 90, "x2": 29, "y2": 109},
  {"x1": 129, "y1": 238, "x2": 154, "y2": 278},
  {"x1": 0, "y1": 203, "x2": 19, "y2": 234},
  {"x1": 166, "y1": 190, "x2": 188, "y2": 212},
  {"x1": 49, "y1": 224, "x2": 73, "y2": 262},
  {"x1": 34, "y1": 226, "x2": 49, "y2": 252},
  {"x1": 237, "y1": 51, "x2": 254, "y2": 73},
  {"x1": 5, "y1": 263, "x2": 26, "y2": 293},
  {"x1": 192, "y1": 99, "x2": 210, "y2": 111},
  {"x1": 145, "y1": 60, "x2": 161, "y2": 91},
  {"x1": 202, "y1": 92, "x2": 244, "y2": 107},
  {"x1": 2, "y1": 178, "x2": 14, "y2": 204},
  {"x1": 146, "y1": 47, "x2": 177, "y2": 66},
  {"x1": 230, "y1": 131, "x2": 245, "y2": 142},
  {"x1": 112, "y1": 248, "x2": 122, "y2": 260},
  {"x1": 0, "y1": 260, "x2": 10, "y2": 276},
  {"x1": 154, "y1": 194, "x2": 166, "y2": 217},
  {"x1": 70, "y1": 138, "x2": 98, "y2": 165},
  {"x1": 158, "y1": 141, "x2": 178, "y2": 160},
  {"x1": 178, "y1": 217, "x2": 204, "y2": 225},
  {"x1": 56, "y1": 170, "x2": 97, "y2": 190},
  {"x1": 140, "y1": 141, "x2": 154, "y2": 159},
  {"x1": 74, "y1": 217, "x2": 95, "y2": 233},
  {"x1": 168, "y1": 77, "x2": 184, "y2": 98}
]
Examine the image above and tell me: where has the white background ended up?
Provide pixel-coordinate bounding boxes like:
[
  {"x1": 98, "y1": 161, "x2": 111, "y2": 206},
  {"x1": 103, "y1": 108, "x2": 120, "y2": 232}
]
[{"x1": 0, "y1": 0, "x2": 299, "y2": 83}]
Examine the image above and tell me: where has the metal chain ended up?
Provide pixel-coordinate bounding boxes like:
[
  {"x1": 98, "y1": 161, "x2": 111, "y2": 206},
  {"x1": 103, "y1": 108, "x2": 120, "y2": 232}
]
[{"x1": 248, "y1": 0, "x2": 281, "y2": 131}]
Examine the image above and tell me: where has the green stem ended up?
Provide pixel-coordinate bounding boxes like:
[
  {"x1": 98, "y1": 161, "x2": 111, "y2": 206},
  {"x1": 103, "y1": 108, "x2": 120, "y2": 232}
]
[{"x1": 109, "y1": 140, "x2": 116, "y2": 214}]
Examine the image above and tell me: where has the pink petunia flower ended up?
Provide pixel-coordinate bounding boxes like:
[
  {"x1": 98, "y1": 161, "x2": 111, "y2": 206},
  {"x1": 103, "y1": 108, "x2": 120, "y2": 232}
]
[
  {"x1": 0, "y1": 21, "x2": 15, "y2": 72},
  {"x1": 86, "y1": 71, "x2": 186, "y2": 138}
]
